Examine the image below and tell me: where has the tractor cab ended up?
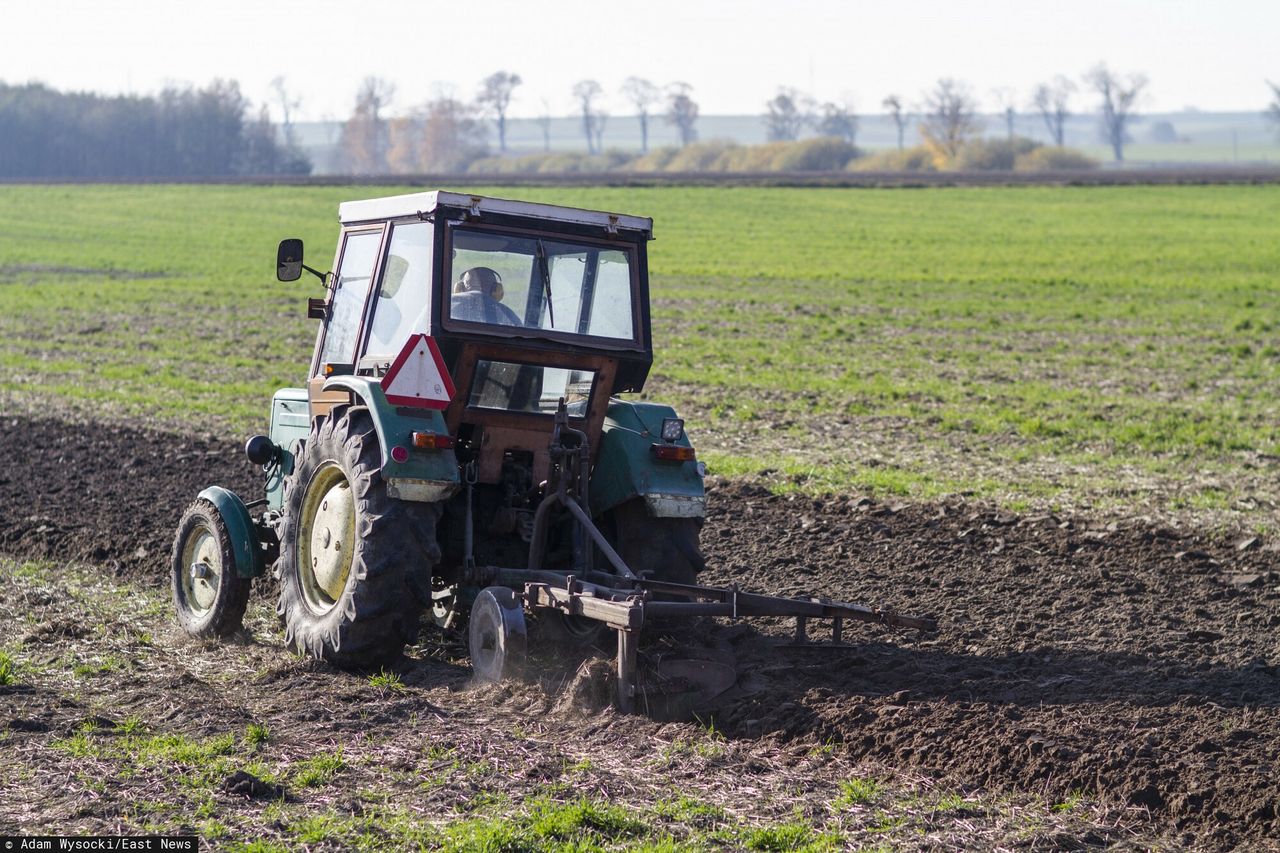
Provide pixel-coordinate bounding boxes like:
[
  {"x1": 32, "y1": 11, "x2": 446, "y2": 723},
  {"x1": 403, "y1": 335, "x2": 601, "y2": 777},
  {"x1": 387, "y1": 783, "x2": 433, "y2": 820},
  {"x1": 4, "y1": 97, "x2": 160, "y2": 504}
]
[{"x1": 296, "y1": 191, "x2": 657, "y2": 490}]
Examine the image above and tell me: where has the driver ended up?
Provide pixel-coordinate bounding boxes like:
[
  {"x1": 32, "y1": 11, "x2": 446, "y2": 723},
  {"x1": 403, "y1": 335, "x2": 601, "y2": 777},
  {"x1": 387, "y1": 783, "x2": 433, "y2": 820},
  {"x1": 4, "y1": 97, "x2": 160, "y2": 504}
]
[{"x1": 450, "y1": 266, "x2": 521, "y2": 326}]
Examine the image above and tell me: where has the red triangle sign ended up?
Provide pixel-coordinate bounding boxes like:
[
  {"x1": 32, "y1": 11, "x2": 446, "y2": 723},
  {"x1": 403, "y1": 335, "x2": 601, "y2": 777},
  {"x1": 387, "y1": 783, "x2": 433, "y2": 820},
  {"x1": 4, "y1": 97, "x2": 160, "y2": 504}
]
[{"x1": 380, "y1": 334, "x2": 455, "y2": 409}]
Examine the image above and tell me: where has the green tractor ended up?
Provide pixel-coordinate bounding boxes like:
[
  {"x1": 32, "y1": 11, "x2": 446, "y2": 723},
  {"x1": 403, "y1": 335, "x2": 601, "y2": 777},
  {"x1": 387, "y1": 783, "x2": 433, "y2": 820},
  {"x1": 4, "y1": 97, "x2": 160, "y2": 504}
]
[{"x1": 172, "y1": 191, "x2": 932, "y2": 711}]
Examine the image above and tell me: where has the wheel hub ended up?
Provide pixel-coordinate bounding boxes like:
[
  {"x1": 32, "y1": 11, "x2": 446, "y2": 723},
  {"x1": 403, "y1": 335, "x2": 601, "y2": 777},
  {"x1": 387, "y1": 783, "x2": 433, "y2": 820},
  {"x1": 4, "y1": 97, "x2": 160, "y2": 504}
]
[{"x1": 181, "y1": 529, "x2": 221, "y2": 614}]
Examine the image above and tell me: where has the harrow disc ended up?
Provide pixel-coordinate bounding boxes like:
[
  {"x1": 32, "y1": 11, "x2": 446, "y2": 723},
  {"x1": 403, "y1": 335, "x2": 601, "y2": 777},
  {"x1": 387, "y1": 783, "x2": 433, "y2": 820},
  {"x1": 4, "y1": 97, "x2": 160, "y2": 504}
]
[{"x1": 468, "y1": 586, "x2": 527, "y2": 683}]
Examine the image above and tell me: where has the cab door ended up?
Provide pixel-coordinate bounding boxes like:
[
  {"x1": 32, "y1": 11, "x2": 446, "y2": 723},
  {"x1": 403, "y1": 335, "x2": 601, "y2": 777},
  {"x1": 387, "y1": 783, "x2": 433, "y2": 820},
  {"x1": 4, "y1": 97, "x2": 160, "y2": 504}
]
[{"x1": 308, "y1": 226, "x2": 386, "y2": 419}]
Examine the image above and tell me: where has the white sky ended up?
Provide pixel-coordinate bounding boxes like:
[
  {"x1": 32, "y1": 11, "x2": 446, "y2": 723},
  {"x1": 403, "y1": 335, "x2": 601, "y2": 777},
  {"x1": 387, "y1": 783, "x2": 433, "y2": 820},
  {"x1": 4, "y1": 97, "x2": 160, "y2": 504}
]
[{"x1": 2, "y1": 0, "x2": 1275, "y2": 120}]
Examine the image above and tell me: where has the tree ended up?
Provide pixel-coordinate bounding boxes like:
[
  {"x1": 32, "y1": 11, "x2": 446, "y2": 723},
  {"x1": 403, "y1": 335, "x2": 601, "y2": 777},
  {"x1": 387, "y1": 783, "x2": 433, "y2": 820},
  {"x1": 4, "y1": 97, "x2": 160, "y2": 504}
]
[
  {"x1": 763, "y1": 88, "x2": 813, "y2": 142},
  {"x1": 990, "y1": 87, "x2": 1017, "y2": 140},
  {"x1": 536, "y1": 98, "x2": 553, "y2": 152},
  {"x1": 919, "y1": 78, "x2": 981, "y2": 163},
  {"x1": 621, "y1": 77, "x2": 660, "y2": 153},
  {"x1": 1085, "y1": 64, "x2": 1147, "y2": 162},
  {"x1": 1032, "y1": 76, "x2": 1075, "y2": 147},
  {"x1": 0, "y1": 79, "x2": 307, "y2": 178},
  {"x1": 882, "y1": 95, "x2": 907, "y2": 150},
  {"x1": 339, "y1": 76, "x2": 395, "y2": 174},
  {"x1": 817, "y1": 101, "x2": 858, "y2": 145},
  {"x1": 270, "y1": 76, "x2": 302, "y2": 148},
  {"x1": 476, "y1": 71, "x2": 521, "y2": 153},
  {"x1": 387, "y1": 92, "x2": 488, "y2": 173},
  {"x1": 665, "y1": 82, "x2": 699, "y2": 147},
  {"x1": 571, "y1": 79, "x2": 605, "y2": 154},
  {"x1": 1265, "y1": 81, "x2": 1280, "y2": 140}
]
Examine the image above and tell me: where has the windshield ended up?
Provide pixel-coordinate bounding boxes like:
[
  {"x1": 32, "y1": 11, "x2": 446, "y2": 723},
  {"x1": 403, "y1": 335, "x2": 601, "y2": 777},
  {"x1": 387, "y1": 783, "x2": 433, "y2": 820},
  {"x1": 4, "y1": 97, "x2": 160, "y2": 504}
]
[{"x1": 446, "y1": 226, "x2": 635, "y2": 341}]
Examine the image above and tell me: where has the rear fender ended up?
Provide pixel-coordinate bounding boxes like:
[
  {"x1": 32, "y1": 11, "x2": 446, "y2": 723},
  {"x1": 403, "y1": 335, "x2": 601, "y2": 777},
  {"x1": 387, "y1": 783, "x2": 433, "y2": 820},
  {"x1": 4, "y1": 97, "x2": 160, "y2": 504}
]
[
  {"x1": 322, "y1": 375, "x2": 461, "y2": 503},
  {"x1": 198, "y1": 486, "x2": 264, "y2": 578},
  {"x1": 590, "y1": 399, "x2": 705, "y2": 519}
]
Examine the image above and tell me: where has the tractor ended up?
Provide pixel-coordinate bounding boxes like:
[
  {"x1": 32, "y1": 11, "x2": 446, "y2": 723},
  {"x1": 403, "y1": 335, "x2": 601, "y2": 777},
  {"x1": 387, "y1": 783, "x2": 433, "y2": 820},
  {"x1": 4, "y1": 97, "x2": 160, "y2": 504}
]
[{"x1": 171, "y1": 191, "x2": 933, "y2": 711}]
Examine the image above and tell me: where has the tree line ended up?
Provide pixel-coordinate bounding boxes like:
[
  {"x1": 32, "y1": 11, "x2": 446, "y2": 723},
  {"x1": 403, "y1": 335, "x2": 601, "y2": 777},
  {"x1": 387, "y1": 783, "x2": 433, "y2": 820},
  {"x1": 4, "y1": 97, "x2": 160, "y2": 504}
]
[
  {"x1": 761, "y1": 65, "x2": 1147, "y2": 162},
  {"x1": 336, "y1": 74, "x2": 700, "y2": 173},
  {"x1": 0, "y1": 80, "x2": 310, "y2": 178}
]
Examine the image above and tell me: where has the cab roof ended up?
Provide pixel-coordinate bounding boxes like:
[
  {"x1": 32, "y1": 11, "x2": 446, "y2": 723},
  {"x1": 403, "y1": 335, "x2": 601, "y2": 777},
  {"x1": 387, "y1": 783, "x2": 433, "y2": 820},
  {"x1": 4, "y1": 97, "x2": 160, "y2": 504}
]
[{"x1": 337, "y1": 190, "x2": 654, "y2": 238}]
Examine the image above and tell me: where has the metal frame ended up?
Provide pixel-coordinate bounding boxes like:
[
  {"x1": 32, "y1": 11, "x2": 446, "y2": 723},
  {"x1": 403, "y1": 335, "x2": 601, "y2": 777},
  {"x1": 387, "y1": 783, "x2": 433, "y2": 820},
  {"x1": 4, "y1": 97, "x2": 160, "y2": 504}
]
[{"x1": 466, "y1": 402, "x2": 937, "y2": 713}]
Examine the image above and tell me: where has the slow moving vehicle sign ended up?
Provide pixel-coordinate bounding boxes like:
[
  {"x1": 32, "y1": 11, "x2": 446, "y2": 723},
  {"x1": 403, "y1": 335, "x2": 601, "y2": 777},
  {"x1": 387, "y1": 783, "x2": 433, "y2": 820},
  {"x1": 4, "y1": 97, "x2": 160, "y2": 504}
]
[{"x1": 380, "y1": 333, "x2": 455, "y2": 409}]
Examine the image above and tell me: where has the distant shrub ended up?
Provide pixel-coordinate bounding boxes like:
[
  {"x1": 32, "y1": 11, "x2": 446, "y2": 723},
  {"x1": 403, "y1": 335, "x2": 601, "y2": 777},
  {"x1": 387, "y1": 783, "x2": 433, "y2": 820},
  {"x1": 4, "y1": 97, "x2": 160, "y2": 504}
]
[
  {"x1": 1014, "y1": 146, "x2": 1099, "y2": 171},
  {"x1": 850, "y1": 146, "x2": 937, "y2": 172},
  {"x1": 713, "y1": 141, "x2": 790, "y2": 171},
  {"x1": 467, "y1": 150, "x2": 636, "y2": 174},
  {"x1": 662, "y1": 140, "x2": 740, "y2": 171},
  {"x1": 769, "y1": 137, "x2": 860, "y2": 171},
  {"x1": 952, "y1": 137, "x2": 1041, "y2": 171},
  {"x1": 627, "y1": 146, "x2": 679, "y2": 171}
]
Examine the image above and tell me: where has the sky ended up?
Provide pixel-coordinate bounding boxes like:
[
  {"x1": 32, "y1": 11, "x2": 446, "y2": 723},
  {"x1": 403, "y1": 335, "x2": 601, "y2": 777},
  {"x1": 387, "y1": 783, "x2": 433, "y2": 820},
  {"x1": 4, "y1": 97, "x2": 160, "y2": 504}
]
[{"x1": 2, "y1": 0, "x2": 1276, "y2": 121}]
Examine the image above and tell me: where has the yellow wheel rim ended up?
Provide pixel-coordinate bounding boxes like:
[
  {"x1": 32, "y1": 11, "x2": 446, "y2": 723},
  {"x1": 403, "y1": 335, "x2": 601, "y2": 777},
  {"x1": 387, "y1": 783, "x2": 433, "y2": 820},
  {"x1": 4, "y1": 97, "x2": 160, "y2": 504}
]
[{"x1": 298, "y1": 462, "x2": 356, "y2": 614}]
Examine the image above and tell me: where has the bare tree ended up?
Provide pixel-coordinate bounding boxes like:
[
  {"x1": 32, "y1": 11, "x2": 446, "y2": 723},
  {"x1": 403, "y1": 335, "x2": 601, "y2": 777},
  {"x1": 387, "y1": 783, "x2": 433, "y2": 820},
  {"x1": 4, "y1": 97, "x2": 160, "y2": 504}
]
[
  {"x1": 1265, "y1": 81, "x2": 1280, "y2": 140},
  {"x1": 817, "y1": 101, "x2": 858, "y2": 144},
  {"x1": 882, "y1": 95, "x2": 907, "y2": 150},
  {"x1": 338, "y1": 76, "x2": 395, "y2": 174},
  {"x1": 919, "y1": 78, "x2": 981, "y2": 162},
  {"x1": 1085, "y1": 64, "x2": 1147, "y2": 162},
  {"x1": 763, "y1": 88, "x2": 814, "y2": 142},
  {"x1": 476, "y1": 71, "x2": 522, "y2": 153},
  {"x1": 990, "y1": 87, "x2": 1017, "y2": 140},
  {"x1": 1032, "y1": 76, "x2": 1076, "y2": 146},
  {"x1": 536, "y1": 98, "x2": 553, "y2": 152},
  {"x1": 621, "y1": 77, "x2": 661, "y2": 153},
  {"x1": 572, "y1": 79, "x2": 605, "y2": 153},
  {"x1": 269, "y1": 75, "x2": 302, "y2": 148},
  {"x1": 665, "y1": 82, "x2": 699, "y2": 147},
  {"x1": 387, "y1": 92, "x2": 488, "y2": 173}
]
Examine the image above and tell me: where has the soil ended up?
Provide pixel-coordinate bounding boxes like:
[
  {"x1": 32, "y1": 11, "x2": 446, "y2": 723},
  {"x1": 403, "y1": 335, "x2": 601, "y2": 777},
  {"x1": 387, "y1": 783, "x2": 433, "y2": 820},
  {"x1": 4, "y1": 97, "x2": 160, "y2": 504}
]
[{"x1": 2, "y1": 413, "x2": 1278, "y2": 849}]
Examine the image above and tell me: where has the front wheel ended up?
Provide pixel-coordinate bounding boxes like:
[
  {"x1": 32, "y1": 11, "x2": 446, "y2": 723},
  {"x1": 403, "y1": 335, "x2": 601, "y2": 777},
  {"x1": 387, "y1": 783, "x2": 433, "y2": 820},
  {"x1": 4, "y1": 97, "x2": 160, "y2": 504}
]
[
  {"x1": 171, "y1": 498, "x2": 251, "y2": 638},
  {"x1": 276, "y1": 405, "x2": 441, "y2": 668}
]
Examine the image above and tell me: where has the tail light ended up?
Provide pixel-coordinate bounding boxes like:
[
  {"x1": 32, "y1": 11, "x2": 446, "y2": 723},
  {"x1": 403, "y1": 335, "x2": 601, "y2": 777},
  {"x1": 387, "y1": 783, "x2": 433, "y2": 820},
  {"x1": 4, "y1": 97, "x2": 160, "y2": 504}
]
[
  {"x1": 412, "y1": 431, "x2": 456, "y2": 451},
  {"x1": 651, "y1": 443, "x2": 695, "y2": 462}
]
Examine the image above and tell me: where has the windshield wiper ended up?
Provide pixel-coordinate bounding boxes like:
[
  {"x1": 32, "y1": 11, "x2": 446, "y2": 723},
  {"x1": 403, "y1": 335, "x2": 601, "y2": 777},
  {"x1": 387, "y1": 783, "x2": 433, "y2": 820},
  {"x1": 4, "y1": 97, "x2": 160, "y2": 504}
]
[{"x1": 535, "y1": 239, "x2": 555, "y2": 329}]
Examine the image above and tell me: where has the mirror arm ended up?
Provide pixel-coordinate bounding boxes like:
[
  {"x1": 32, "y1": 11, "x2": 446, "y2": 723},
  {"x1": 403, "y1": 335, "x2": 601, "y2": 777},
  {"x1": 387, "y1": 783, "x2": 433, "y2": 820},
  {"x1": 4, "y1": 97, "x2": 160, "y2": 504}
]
[{"x1": 302, "y1": 264, "x2": 329, "y2": 286}]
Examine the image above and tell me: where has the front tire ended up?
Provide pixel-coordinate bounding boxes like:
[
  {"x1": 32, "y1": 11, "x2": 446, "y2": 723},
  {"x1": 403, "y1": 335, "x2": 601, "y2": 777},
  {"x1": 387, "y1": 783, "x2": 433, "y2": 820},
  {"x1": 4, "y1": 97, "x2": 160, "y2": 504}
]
[
  {"x1": 277, "y1": 405, "x2": 441, "y2": 668},
  {"x1": 171, "y1": 498, "x2": 251, "y2": 638}
]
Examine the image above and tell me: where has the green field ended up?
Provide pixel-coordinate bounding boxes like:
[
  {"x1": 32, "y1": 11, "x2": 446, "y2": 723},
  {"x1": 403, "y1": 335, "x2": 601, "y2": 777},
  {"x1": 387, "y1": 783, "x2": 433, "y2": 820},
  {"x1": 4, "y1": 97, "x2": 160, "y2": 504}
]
[{"x1": 2, "y1": 183, "x2": 1278, "y2": 526}]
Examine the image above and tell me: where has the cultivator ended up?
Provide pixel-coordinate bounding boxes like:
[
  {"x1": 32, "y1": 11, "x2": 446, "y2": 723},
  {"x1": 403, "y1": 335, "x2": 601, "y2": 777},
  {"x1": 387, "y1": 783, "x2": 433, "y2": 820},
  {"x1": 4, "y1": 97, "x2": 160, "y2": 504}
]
[{"x1": 466, "y1": 404, "x2": 937, "y2": 712}]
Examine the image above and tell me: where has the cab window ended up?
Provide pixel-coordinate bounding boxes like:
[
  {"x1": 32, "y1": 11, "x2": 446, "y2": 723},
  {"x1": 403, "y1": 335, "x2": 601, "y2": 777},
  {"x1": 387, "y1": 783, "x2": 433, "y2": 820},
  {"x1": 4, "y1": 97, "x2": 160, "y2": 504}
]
[
  {"x1": 318, "y1": 229, "x2": 381, "y2": 370},
  {"x1": 363, "y1": 222, "x2": 432, "y2": 360}
]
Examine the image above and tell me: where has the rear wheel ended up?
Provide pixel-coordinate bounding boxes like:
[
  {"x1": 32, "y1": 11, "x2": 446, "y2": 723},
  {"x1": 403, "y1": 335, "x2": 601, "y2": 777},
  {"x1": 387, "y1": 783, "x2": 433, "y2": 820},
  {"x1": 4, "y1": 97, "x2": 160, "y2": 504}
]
[
  {"x1": 277, "y1": 405, "x2": 441, "y2": 668},
  {"x1": 171, "y1": 498, "x2": 251, "y2": 638},
  {"x1": 607, "y1": 498, "x2": 704, "y2": 586}
]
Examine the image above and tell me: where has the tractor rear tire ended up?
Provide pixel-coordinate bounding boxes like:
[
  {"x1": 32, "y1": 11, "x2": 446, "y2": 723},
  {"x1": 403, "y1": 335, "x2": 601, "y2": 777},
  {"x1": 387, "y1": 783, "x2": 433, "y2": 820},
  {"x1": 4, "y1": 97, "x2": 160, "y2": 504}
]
[
  {"x1": 171, "y1": 498, "x2": 252, "y2": 638},
  {"x1": 607, "y1": 498, "x2": 705, "y2": 586},
  {"x1": 276, "y1": 405, "x2": 441, "y2": 668}
]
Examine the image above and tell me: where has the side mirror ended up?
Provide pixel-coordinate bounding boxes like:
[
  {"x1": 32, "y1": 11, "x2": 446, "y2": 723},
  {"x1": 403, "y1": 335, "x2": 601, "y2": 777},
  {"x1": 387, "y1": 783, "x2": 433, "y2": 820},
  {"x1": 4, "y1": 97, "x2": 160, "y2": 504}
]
[{"x1": 277, "y1": 238, "x2": 304, "y2": 282}]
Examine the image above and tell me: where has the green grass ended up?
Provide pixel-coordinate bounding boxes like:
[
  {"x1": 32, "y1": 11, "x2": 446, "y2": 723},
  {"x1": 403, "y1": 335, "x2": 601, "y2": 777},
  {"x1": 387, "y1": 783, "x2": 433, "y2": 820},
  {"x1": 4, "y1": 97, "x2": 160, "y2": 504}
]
[
  {"x1": 367, "y1": 668, "x2": 406, "y2": 692},
  {"x1": 0, "y1": 650, "x2": 17, "y2": 685},
  {"x1": 2, "y1": 183, "x2": 1279, "y2": 517},
  {"x1": 833, "y1": 777, "x2": 885, "y2": 809},
  {"x1": 292, "y1": 749, "x2": 347, "y2": 788}
]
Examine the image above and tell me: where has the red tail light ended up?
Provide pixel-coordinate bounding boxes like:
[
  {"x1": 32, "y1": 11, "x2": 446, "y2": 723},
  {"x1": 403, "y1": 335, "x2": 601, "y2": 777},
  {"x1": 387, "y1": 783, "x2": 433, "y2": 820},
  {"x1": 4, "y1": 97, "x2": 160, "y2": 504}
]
[{"x1": 650, "y1": 443, "x2": 696, "y2": 462}]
